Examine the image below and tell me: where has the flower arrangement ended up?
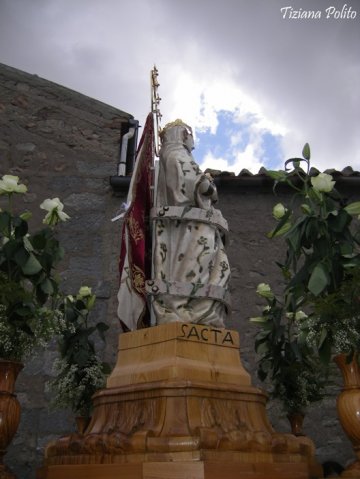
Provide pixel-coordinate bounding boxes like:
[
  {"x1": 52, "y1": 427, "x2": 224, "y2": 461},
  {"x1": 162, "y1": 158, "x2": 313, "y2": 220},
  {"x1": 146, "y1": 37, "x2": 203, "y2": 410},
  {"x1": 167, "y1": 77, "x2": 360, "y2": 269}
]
[
  {"x1": 251, "y1": 283, "x2": 326, "y2": 415},
  {"x1": 46, "y1": 287, "x2": 111, "y2": 417},
  {"x1": 250, "y1": 143, "x2": 360, "y2": 414},
  {"x1": 266, "y1": 144, "x2": 360, "y2": 363},
  {"x1": 301, "y1": 267, "x2": 360, "y2": 356},
  {"x1": 0, "y1": 174, "x2": 69, "y2": 361}
]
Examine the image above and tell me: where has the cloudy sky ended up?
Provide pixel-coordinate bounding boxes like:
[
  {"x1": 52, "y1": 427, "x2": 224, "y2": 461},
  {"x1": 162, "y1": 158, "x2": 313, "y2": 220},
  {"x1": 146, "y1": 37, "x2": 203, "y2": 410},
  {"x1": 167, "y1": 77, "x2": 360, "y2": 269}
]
[{"x1": 0, "y1": 0, "x2": 359, "y2": 173}]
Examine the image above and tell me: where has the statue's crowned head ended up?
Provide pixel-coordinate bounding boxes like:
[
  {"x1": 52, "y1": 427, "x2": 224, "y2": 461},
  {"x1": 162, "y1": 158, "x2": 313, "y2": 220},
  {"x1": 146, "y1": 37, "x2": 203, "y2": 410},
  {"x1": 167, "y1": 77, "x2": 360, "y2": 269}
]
[{"x1": 160, "y1": 119, "x2": 194, "y2": 152}]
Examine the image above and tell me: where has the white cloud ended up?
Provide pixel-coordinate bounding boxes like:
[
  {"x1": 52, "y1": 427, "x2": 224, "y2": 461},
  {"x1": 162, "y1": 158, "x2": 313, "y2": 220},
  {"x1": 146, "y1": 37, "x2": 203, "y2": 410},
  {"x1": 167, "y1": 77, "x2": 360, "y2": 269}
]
[
  {"x1": 192, "y1": 106, "x2": 281, "y2": 174},
  {"x1": 200, "y1": 152, "x2": 230, "y2": 172},
  {"x1": 199, "y1": 142, "x2": 265, "y2": 174},
  {"x1": 233, "y1": 143, "x2": 265, "y2": 173},
  {"x1": 0, "y1": 0, "x2": 358, "y2": 173},
  {"x1": 168, "y1": 71, "x2": 287, "y2": 138},
  {"x1": 166, "y1": 69, "x2": 289, "y2": 172}
]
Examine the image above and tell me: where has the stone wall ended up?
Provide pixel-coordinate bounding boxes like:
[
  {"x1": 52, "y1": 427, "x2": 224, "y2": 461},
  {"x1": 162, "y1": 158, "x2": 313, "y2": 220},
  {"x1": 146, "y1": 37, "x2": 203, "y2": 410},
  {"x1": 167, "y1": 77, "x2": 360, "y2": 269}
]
[
  {"x1": 0, "y1": 63, "x2": 358, "y2": 477},
  {"x1": 0, "y1": 62, "x2": 132, "y2": 477}
]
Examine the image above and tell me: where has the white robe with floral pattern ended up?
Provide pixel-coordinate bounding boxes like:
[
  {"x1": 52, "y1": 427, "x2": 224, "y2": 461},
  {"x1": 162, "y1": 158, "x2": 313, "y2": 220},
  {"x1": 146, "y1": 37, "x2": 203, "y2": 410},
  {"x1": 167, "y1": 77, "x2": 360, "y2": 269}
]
[{"x1": 146, "y1": 124, "x2": 231, "y2": 328}]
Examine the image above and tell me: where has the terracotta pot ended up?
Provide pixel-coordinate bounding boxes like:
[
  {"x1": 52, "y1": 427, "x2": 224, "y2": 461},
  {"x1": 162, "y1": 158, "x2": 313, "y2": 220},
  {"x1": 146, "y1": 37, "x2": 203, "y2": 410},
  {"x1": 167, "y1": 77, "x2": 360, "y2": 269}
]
[
  {"x1": 287, "y1": 411, "x2": 305, "y2": 436},
  {"x1": 334, "y1": 353, "x2": 360, "y2": 477},
  {"x1": 0, "y1": 359, "x2": 23, "y2": 479}
]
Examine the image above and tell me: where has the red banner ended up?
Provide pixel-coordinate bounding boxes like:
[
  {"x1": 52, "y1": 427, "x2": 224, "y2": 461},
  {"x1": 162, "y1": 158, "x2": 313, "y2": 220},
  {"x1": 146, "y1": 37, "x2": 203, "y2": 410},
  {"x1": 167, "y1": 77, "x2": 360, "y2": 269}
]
[{"x1": 117, "y1": 113, "x2": 154, "y2": 330}]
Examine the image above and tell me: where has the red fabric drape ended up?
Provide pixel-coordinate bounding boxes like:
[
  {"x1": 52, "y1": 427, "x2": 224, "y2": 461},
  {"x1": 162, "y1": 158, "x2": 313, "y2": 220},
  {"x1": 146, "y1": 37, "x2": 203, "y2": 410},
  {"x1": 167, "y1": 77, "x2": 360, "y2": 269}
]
[{"x1": 118, "y1": 113, "x2": 154, "y2": 330}]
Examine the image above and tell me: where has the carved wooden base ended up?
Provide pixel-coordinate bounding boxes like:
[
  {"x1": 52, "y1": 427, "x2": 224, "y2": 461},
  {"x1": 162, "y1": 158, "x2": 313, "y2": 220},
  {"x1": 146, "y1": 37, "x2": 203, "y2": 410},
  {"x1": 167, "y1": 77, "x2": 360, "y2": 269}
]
[
  {"x1": 38, "y1": 323, "x2": 322, "y2": 478},
  {"x1": 38, "y1": 460, "x2": 322, "y2": 479}
]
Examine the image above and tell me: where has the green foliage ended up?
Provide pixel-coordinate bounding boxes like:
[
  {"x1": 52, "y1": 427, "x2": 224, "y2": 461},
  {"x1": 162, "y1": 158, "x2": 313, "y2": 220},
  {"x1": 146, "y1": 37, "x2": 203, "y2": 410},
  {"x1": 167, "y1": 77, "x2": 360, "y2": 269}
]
[
  {"x1": 266, "y1": 145, "x2": 360, "y2": 363},
  {"x1": 1, "y1": 175, "x2": 111, "y2": 416},
  {"x1": 0, "y1": 178, "x2": 68, "y2": 360},
  {"x1": 251, "y1": 289, "x2": 326, "y2": 414},
  {"x1": 298, "y1": 266, "x2": 360, "y2": 363},
  {"x1": 251, "y1": 144, "x2": 360, "y2": 413},
  {"x1": 302, "y1": 143, "x2": 311, "y2": 161},
  {"x1": 47, "y1": 289, "x2": 111, "y2": 416}
]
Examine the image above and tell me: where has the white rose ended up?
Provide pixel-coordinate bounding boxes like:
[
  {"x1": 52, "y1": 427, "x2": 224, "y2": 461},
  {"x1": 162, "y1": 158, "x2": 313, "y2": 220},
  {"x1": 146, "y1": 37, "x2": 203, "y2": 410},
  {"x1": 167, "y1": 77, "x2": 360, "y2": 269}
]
[
  {"x1": 0, "y1": 175, "x2": 27, "y2": 195},
  {"x1": 300, "y1": 204, "x2": 312, "y2": 215},
  {"x1": 78, "y1": 286, "x2": 92, "y2": 298},
  {"x1": 40, "y1": 198, "x2": 62, "y2": 212},
  {"x1": 295, "y1": 310, "x2": 308, "y2": 321},
  {"x1": 311, "y1": 173, "x2": 335, "y2": 193},
  {"x1": 40, "y1": 197, "x2": 70, "y2": 225},
  {"x1": 272, "y1": 203, "x2": 287, "y2": 220},
  {"x1": 256, "y1": 283, "x2": 274, "y2": 299}
]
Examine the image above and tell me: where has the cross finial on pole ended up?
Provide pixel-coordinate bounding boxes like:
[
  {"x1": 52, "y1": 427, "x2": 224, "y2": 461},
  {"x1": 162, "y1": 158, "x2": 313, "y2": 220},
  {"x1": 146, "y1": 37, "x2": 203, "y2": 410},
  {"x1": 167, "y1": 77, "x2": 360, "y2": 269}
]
[{"x1": 151, "y1": 65, "x2": 162, "y2": 156}]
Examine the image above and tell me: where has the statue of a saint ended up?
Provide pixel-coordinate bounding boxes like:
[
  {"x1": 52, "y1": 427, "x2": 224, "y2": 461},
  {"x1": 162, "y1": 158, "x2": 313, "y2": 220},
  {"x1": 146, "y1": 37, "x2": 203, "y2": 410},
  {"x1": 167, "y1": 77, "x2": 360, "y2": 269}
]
[{"x1": 146, "y1": 120, "x2": 231, "y2": 328}]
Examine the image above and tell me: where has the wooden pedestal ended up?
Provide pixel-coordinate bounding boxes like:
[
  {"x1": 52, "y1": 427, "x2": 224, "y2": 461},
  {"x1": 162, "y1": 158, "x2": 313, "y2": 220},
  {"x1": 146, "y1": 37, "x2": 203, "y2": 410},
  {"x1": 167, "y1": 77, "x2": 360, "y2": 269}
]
[{"x1": 38, "y1": 323, "x2": 322, "y2": 478}]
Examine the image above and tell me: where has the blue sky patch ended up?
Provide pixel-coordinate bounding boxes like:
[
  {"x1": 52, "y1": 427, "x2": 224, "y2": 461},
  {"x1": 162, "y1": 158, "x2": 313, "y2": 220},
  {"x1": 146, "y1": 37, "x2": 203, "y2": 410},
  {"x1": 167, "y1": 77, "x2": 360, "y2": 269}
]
[{"x1": 194, "y1": 109, "x2": 284, "y2": 173}]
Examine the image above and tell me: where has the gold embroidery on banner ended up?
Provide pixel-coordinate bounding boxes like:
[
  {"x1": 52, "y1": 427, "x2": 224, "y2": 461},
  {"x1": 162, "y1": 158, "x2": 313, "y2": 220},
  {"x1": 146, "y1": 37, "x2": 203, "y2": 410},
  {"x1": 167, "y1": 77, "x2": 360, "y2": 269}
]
[
  {"x1": 128, "y1": 215, "x2": 144, "y2": 244},
  {"x1": 132, "y1": 265, "x2": 145, "y2": 294}
]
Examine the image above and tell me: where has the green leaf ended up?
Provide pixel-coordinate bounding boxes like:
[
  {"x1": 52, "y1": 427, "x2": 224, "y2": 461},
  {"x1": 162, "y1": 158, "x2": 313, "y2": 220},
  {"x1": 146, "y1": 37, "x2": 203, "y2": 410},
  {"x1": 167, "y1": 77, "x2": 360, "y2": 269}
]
[
  {"x1": 23, "y1": 235, "x2": 34, "y2": 252},
  {"x1": 308, "y1": 264, "x2": 329, "y2": 296},
  {"x1": 40, "y1": 278, "x2": 54, "y2": 295},
  {"x1": 267, "y1": 221, "x2": 292, "y2": 239},
  {"x1": 313, "y1": 235, "x2": 329, "y2": 258},
  {"x1": 13, "y1": 217, "x2": 28, "y2": 238},
  {"x1": 297, "y1": 330, "x2": 308, "y2": 345},
  {"x1": 284, "y1": 157, "x2": 306, "y2": 171},
  {"x1": 249, "y1": 316, "x2": 268, "y2": 324},
  {"x1": 267, "y1": 208, "x2": 293, "y2": 238},
  {"x1": 102, "y1": 362, "x2": 112, "y2": 375},
  {"x1": 2, "y1": 239, "x2": 18, "y2": 261},
  {"x1": 302, "y1": 143, "x2": 311, "y2": 160},
  {"x1": 255, "y1": 340, "x2": 270, "y2": 355},
  {"x1": 20, "y1": 211, "x2": 32, "y2": 221},
  {"x1": 344, "y1": 201, "x2": 360, "y2": 216},
  {"x1": 87, "y1": 294, "x2": 96, "y2": 310},
  {"x1": 305, "y1": 218, "x2": 318, "y2": 244},
  {"x1": 266, "y1": 170, "x2": 287, "y2": 181},
  {"x1": 22, "y1": 253, "x2": 43, "y2": 275},
  {"x1": 287, "y1": 228, "x2": 301, "y2": 253},
  {"x1": 290, "y1": 340, "x2": 302, "y2": 360},
  {"x1": 328, "y1": 209, "x2": 351, "y2": 233},
  {"x1": 73, "y1": 349, "x2": 91, "y2": 368},
  {"x1": 300, "y1": 203, "x2": 312, "y2": 215},
  {"x1": 14, "y1": 305, "x2": 33, "y2": 317},
  {"x1": 0, "y1": 211, "x2": 11, "y2": 236},
  {"x1": 255, "y1": 333, "x2": 271, "y2": 349},
  {"x1": 318, "y1": 327, "x2": 328, "y2": 348},
  {"x1": 14, "y1": 247, "x2": 30, "y2": 267},
  {"x1": 75, "y1": 299, "x2": 87, "y2": 311},
  {"x1": 340, "y1": 242, "x2": 353, "y2": 257},
  {"x1": 258, "y1": 367, "x2": 268, "y2": 382},
  {"x1": 30, "y1": 232, "x2": 47, "y2": 250},
  {"x1": 319, "y1": 336, "x2": 332, "y2": 365},
  {"x1": 274, "y1": 325, "x2": 285, "y2": 342},
  {"x1": 343, "y1": 258, "x2": 360, "y2": 268}
]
